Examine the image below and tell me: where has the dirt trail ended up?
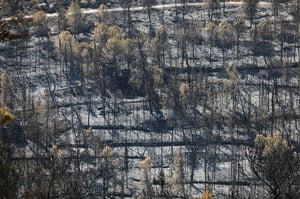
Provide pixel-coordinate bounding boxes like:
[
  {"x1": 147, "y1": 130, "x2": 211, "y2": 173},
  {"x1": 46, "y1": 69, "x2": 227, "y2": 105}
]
[{"x1": 4, "y1": 1, "x2": 271, "y2": 21}]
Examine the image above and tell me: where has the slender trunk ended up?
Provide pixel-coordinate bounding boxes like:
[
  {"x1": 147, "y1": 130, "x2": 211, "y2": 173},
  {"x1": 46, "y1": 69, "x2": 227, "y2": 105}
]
[
  {"x1": 147, "y1": 5, "x2": 152, "y2": 30},
  {"x1": 209, "y1": 36, "x2": 213, "y2": 64},
  {"x1": 127, "y1": 6, "x2": 131, "y2": 36},
  {"x1": 236, "y1": 34, "x2": 240, "y2": 60},
  {"x1": 222, "y1": 47, "x2": 225, "y2": 67},
  {"x1": 175, "y1": 0, "x2": 178, "y2": 19},
  {"x1": 223, "y1": 0, "x2": 226, "y2": 16}
]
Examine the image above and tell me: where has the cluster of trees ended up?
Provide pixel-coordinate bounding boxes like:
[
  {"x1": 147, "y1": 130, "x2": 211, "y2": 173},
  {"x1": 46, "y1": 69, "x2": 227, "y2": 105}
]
[
  {"x1": 1, "y1": 111, "x2": 300, "y2": 198},
  {"x1": 2, "y1": 0, "x2": 300, "y2": 198}
]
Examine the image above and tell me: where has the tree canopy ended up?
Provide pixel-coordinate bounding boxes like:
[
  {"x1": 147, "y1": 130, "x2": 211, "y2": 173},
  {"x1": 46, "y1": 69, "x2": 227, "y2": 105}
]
[{"x1": 248, "y1": 132, "x2": 300, "y2": 199}]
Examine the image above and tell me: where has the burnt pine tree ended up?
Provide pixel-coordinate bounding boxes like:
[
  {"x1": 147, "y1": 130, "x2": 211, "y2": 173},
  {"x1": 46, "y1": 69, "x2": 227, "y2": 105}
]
[
  {"x1": 65, "y1": 2, "x2": 83, "y2": 35},
  {"x1": 242, "y1": 0, "x2": 259, "y2": 27},
  {"x1": 140, "y1": 0, "x2": 157, "y2": 35},
  {"x1": 247, "y1": 132, "x2": 300, "y2": 199}
]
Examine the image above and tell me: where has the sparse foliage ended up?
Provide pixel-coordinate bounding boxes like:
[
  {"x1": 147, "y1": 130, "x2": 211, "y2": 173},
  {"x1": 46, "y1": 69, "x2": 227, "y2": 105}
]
[
  {"x1": 59, "y1": 30, "x2": 78, "y2": 64},
  {"x1": 216, "y1": 21, "x2": 235, "y2": 66},
  {"x1": 65, "y1": 2, "x2": 83, "y2": 34},
  {"x1": 0, "y1": 104, "x2": 14, "y2": 126},
  {"x1": 168, "y1": 147, "x2": 187, "y2": 198},
  {"x1": 248, "y1": 132, "x2": 300, "y2": 199},
  {"x1": 100, "y1": 146, "x2": 119, "y2": 198},
  {"x1": 98, "y1": 4, "x2": 111, "y2": 24},
  {"x1": 93, "y1": 22, "x2": 109, "y2": 47},
  {"x1": 199, "y1": 189, "x2": 213, "y2": 199},
  {"x1": 138, "y1": 156, "x2": 154, "y2": 198},
  {"x1": 32, "y1": 11, "x2": 48, "y2": 37}
]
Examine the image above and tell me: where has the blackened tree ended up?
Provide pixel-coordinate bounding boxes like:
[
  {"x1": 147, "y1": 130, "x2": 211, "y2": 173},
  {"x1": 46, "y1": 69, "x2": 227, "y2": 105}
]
[
  {"x1": 248, "y1": 132, "x2": 300, "y2": 199},
  {"x1": 242, "y1": 0, "x2": 259, "y2": 27}
]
